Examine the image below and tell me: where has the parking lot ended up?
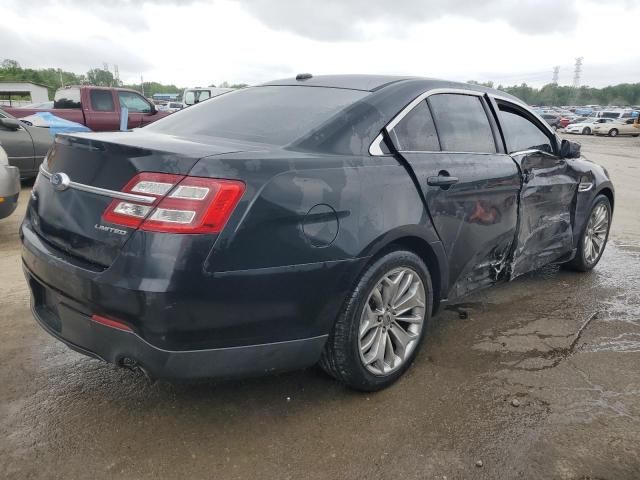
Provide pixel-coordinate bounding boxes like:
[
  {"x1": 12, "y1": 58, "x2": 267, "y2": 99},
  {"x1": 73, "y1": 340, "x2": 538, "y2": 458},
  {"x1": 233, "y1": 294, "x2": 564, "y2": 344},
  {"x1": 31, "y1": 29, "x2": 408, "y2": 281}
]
[{"x1": 1, "y1": 134, "x2": 638, "y2": 479}]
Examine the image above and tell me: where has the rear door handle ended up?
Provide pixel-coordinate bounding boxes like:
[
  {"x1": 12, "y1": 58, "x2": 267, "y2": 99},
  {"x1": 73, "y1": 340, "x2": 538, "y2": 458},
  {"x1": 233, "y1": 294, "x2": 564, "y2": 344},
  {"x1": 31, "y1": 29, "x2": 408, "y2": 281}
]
[{"x1": 427, "y1": 175, "x2": 459, "y2": 187}]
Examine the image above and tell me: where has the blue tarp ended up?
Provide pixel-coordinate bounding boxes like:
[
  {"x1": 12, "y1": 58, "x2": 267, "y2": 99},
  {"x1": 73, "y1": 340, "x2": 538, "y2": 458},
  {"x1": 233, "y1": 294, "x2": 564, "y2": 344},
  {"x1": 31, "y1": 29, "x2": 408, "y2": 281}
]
[{"x1": 20, "y1": 112, "x2": 91, "y2": 137}]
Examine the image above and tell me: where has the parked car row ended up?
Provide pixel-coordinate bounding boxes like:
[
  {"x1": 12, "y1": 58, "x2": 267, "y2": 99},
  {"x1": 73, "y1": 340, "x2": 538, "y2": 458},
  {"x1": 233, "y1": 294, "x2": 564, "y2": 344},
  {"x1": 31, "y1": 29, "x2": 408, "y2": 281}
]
[{"x1": 534, "y1": 105, "x2": 640, "y2": 136}]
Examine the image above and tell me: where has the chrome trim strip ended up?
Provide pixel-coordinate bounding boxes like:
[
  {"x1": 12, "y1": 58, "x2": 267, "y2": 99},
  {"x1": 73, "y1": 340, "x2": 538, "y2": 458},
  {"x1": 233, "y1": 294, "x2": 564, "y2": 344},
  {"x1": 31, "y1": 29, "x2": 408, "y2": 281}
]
[
  {"x1": 370, "y1": 87, "x2": 486, "y2": 156},
  {"x1": 491, "y1": 94, "x2": 558, "y2": 139},
  {"x1": 369, "y1": 86, "x2": 558, "y2": 156},
  {"x1": 38, "y1": 164, "x2": 156, "y2": 204},
  {"x1": 386, "y1": 88, "x2": 484, "y2": 133},
  {"x1": 508, "y1": 148, "x2": 556, "y2": 158}
]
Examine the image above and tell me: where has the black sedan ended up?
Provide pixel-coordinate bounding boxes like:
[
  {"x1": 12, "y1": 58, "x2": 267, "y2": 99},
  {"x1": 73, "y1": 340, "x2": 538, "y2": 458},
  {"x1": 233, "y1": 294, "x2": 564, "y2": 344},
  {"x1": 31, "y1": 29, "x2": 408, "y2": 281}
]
[{"x1": 21, "y1": 75, "x2": 613, "y2": 391}]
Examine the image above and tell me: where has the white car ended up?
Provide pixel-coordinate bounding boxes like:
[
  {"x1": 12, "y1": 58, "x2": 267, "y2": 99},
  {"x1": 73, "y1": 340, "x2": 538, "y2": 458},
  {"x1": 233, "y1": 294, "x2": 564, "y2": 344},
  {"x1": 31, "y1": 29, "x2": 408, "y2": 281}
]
[
  {"x1": 565, "y1": 118, "x2": 615, "y2": 135},
  {"x1": 157, "y1": 102, "x2": 185, "y2": 113},
  {"x1": 182, "y1": 87, "x2": 234, "y2": 106},
  {"x1": 593, "y1": 118, "x2": 640, "y2": 137}
]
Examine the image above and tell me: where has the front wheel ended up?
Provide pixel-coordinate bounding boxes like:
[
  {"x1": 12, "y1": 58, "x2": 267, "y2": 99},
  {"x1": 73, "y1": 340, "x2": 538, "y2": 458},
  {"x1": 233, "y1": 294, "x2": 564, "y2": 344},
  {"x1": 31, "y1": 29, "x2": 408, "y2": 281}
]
[
  {"x1": 564, "y1": 194, "x2": 611, "y2": 272},
  {"x1": 582, "y1": 127, "x2": 591, "y2": 135},
  {"x1": 320, "y1": 250, "x2": 432, "y2": 391},
  {"x1": 609, "y1": 129, "x2": 619, "y2": 137}
]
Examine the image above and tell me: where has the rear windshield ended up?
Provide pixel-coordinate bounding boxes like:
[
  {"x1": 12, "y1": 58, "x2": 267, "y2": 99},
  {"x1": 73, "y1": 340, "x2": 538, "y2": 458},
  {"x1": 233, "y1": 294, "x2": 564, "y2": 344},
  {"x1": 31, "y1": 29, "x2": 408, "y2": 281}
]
[
  {"x1": 54, "y1": 87, "x2": 81, "y2": 109},
  {"x1": 147, "y1": 86, "x2": 368, "y2": 146}
]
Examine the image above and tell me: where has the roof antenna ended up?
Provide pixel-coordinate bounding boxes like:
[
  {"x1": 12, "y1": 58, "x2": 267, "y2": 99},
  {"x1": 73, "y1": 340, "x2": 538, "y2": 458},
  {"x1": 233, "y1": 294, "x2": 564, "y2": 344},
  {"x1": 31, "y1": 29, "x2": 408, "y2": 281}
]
[{"x1": 296, "y1": 73, "x2": 313, "y2": 81}]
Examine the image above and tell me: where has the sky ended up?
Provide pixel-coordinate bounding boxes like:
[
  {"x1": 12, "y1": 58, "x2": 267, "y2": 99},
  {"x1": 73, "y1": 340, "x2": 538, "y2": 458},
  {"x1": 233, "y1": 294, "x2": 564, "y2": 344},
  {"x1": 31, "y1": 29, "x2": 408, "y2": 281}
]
[{"x1": 1, "y1": 0, "x2": 639, "y2": 88}]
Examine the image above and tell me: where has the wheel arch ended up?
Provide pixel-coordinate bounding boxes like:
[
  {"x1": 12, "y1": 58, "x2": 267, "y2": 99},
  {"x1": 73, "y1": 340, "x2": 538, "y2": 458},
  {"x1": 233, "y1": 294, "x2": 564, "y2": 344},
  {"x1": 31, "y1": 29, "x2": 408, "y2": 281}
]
[
  {"x1": 359, "y1": 228, "x2": 448, "y2": 315},
  {"x1": 597, "y1": 186, "x2": 614, "y2": 212}
]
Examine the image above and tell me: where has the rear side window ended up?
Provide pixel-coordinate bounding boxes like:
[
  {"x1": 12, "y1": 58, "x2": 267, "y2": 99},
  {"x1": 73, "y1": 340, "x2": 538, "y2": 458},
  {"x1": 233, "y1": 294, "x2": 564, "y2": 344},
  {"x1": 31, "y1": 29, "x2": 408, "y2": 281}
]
[
  {"x1": 390, "y1": 100, "x2": 440, "y2": 151},
  {"x1": 428, "y1": 94, "x2": 496, "y2": 153},
  {"x1": 54, "y1": 88, "x2": 81, "y2": 109},
  {"x1": 498, "y1": 106, "x2": 554, "y2": 154},
  {"x1": 90, "y1": 90, "x2": 115, "y2": 112}
]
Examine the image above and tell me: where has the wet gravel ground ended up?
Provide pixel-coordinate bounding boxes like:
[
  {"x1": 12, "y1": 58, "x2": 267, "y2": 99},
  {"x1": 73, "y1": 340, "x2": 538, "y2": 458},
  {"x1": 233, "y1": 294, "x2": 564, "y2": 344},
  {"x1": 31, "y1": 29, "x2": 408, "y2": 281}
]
[{"x1": 1, "y1": 134, "x2": 639, "y2": 479}]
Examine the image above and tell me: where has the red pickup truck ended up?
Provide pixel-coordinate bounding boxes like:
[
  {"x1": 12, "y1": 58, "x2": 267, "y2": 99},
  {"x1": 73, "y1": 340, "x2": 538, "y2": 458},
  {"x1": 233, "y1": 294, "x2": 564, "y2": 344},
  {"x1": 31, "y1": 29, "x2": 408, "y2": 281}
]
[{"x1": 4, "y1": 86, "x2": 170, "y2": 131}]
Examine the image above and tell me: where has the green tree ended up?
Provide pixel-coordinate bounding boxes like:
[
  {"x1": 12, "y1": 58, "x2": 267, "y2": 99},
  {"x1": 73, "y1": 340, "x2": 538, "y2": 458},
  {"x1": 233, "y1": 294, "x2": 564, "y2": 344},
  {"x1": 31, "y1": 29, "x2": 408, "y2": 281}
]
[
  {"x1": 86, "y1": 68, "x2": 117, "y2": 87},
  {"x1": 1, "y1": 59, "x2": 20, "y2": 70}
]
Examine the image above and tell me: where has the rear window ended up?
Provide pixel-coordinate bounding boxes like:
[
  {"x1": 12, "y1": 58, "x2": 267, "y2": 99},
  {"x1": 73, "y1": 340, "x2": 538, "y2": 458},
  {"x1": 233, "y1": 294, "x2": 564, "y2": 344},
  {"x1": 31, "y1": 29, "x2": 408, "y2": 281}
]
[
  {"x1": 54, "y1": 88, "x2": 81, "y2": 109},
  {"x1": 147, "y1": 86, "x2": 369, "y2": 146},
  {"x1": 90, "y1": 90, "x2": 115, "y2": 112},
  {"x1": 428, "y1": 94, "x2": 496, "y2": 153}
]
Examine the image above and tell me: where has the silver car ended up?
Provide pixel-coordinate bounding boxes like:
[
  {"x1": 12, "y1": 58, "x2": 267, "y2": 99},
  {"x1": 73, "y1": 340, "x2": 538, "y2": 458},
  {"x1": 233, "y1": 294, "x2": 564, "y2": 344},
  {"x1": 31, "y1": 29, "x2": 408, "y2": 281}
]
[
  {"x1": 0, "y1": 109, "x2": 53, "y2": 179},
  {"x1": 0, "y1": 144, "x2": 20, "y2": 219}
]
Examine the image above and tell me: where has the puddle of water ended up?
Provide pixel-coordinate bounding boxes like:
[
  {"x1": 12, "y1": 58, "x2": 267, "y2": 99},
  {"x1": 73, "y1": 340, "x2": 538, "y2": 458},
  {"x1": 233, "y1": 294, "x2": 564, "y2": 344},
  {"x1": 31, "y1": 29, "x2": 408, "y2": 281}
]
[{"x1": 588, "y1": 333, "x2": 640, "y2": 353}]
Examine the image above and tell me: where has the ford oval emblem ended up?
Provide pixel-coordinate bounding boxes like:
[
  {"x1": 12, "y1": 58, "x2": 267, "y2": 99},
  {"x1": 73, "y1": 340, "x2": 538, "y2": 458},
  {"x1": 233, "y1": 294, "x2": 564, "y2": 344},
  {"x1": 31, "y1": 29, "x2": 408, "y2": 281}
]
[{"x1": 50, "y1": 172, "x2": 71, "y2": 192}]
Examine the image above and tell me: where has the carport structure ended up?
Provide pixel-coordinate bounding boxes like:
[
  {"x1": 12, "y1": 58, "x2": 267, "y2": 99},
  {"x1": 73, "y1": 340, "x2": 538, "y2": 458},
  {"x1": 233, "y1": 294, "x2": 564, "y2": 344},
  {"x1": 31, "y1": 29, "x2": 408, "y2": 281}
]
[{"x1": 0, "y1": 81, "x2": 49, "y2": 106}]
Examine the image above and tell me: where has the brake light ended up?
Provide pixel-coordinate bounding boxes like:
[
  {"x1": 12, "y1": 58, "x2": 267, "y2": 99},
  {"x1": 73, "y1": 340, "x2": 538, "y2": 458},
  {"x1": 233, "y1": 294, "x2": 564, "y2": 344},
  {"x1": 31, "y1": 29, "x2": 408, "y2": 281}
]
[{"x1": 102, "y1": 172, "x2": 245, "y2": 234}]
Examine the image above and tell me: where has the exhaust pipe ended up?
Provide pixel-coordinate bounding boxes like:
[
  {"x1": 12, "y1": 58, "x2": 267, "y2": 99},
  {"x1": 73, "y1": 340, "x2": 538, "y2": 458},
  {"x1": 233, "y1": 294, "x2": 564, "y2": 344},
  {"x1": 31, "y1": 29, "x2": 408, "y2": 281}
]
[{"x1": 120, "y1": 357, "x2": 156, "y2": 384}]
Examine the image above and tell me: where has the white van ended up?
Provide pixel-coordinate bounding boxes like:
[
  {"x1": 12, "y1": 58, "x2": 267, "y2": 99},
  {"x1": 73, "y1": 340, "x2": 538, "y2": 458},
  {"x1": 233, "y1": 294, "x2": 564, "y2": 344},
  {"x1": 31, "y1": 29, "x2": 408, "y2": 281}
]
[
  {"x1": 593, "y1": 109, "x2": 638, "y2": 119},
  {"x1": 182, "y1": 87, "x2": 234, "y2": 106}
]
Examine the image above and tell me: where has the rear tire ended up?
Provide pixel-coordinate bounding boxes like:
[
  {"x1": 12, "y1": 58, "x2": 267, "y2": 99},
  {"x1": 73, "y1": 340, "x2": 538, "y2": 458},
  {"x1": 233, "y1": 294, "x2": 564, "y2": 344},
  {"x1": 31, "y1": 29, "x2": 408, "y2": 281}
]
[
  {"x1": 582, "y1": 127, "x2": 591, "y2": 135},
  {"x1": 563, "y1": 194, "x2": 611, "y2": 272},
  {"x1": 320, "y1": 250, "x2": 432, "y2": 391},
  {"x1": 609, "y1": 129, "x2": 618, "y2": 137}
]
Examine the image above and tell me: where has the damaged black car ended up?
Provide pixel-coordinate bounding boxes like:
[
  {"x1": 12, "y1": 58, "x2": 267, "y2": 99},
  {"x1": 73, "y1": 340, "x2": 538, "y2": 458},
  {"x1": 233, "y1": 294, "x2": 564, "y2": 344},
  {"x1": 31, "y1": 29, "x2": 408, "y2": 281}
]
[{"x1": 21, "y1": 74, "x2": 614, "y2": 391}]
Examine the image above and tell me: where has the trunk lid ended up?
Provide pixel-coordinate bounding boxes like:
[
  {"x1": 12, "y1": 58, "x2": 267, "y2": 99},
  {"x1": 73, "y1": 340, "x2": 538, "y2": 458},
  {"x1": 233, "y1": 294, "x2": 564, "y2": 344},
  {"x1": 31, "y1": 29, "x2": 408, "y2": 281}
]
[{"x1": 30, "y1": 131, "x2": 258, "y2": 267}]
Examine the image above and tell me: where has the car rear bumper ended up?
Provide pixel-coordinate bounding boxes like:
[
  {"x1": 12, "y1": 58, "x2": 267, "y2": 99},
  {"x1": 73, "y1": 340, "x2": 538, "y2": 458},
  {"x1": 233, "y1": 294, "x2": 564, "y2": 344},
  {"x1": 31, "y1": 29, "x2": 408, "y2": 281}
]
[
  {"x1": 26, "y1": 271, "x2": 327, "y2": 379},
  {"x1": 21, "y1": 219, "x2": 364, "y2": 379}
]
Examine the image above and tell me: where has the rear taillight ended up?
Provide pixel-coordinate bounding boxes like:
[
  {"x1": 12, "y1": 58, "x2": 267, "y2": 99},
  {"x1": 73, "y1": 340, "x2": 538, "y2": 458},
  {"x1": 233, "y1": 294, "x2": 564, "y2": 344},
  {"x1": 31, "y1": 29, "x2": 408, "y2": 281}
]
[{"x1": 102, "y1": 173, "x2": 245, "y2": 234}]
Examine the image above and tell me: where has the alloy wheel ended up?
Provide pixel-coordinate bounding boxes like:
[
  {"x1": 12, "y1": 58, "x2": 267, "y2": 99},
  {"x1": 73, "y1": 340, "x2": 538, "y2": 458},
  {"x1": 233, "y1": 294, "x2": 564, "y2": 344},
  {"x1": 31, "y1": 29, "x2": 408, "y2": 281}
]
[
  {"x1": 358, "y1": 267, "x2": 426, "y2": 376},
  {"x1": 583, "y1": 203, "x2": 609, "y2": 265}
]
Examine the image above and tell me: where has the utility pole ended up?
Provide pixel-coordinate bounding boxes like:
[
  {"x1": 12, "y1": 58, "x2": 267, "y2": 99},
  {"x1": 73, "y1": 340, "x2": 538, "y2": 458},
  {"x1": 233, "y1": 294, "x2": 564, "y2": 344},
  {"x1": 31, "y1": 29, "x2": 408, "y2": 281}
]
[
  {"x1": 58, "y1": 68, "x2": 64, "y2": 88},
  {"x1": 114, "y1": 65, "x2": 120, "y2": 86},
  {"x1": 552, "y1": 66, "x2": 559, "y2": 85},
  {"x1": 573, "y1": 57, "x2": 583, "y2": 88},
  {"x1": 141, "y1": 75, "x2": 144, "y2": 96}
]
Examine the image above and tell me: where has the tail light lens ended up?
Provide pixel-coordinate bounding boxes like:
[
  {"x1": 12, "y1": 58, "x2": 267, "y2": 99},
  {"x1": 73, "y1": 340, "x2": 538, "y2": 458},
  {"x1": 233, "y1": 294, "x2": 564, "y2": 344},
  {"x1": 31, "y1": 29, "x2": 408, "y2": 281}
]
[{"x1": 102, "y1": 173, "x2": 245, "y2": 234}]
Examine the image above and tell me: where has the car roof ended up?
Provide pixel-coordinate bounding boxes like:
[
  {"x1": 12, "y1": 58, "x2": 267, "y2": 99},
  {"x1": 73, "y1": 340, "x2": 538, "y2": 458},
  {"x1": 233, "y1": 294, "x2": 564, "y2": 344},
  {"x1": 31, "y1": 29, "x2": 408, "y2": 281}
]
[
  {"x1": 260, "y1": 74, "x2": 524, "y2": 104},
  {"x1": 260, "y1": 74, "x2": 415, "y2": 92}
]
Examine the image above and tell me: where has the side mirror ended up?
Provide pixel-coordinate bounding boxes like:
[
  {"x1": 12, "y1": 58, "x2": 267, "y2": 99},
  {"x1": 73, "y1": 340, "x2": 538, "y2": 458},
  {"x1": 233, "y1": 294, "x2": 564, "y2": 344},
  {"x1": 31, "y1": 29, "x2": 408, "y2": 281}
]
[
  {"x1": 560, "y1": 139, "x2": 581, "y2": 159},
  {"x1": 149, "y1": 103, "x2": 157, "y2": 115},
  {"x1": 0, "y1": 118, "x2": 21, "y2": 130}
]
